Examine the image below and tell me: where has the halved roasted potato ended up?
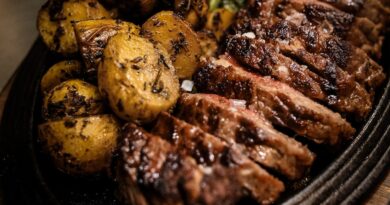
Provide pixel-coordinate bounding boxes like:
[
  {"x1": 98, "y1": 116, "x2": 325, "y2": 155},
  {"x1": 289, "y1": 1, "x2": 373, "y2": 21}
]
[
  {"x1": 37, "y1": 0, "x2": 112, "y2": 54},
  {"x1": 205, "y1": 8, "x2": 235, "y2": 40},
  {"x1": 41, "y1": 60, "x2": 83, "y2": 94},
  {"x1": 74, "y1": 19, "x2": 140, "y2": 80},
  {"x1": 43, "y1": 79, "x2": 104, "y2": 120},
  {"x1": 98, "y1": 33, "x2": 180, "y2": 123},
  {"x1": 142, "y1": 11, "x2": 201, "y2": 79},
  {"x1": 174, "y1": 0, "x2": 208, "y2": 29},
  {"x1": 38, "y1": 114, "x2": 120, "y2": 175}
]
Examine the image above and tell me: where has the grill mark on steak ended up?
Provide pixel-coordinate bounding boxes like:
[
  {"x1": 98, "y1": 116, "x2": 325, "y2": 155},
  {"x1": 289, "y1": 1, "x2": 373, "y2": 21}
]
[
  {"x1": 238, "y1": 0, "x2": 386, "y2": 90},
  {"x1": 225, "y1": 35, "x2": 373, "y2": 119},
  {"x1": 274, "y1": 0, "x2": 387, "y2": 58},
  {"x1": 319, "y1": 0, "x2": 363, "y2": 13},
  {"x1": 193, "y1": 56, "x2": 355, "y2": 145},
  {"x1": 151, "y1": 112, "x2": 285, "y2": 204},
  {"x1": 176, "y1": 93, "x2": 315, "y2": 179},
  {"x1": 118, "y1": 124, "x2": 244, "y2": 205}
]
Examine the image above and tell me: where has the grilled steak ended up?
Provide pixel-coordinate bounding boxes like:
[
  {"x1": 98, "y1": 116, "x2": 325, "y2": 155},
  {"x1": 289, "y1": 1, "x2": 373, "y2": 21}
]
[
  {"x1": 231, "y1": 0, "x2": 385, "y2": 92},
  {"x1": 225, "y1": 35, "x2": 373, "y2": 118},
  {"x1": 194, "y1": 56, "x2": 355, "y2": 145},
  {"x1": 319, "y1": 0, "x2": 363, "y2": 13},
  {"x1": 152, "y1": 112, "x2": 285, "y2": 204},
  {"x1": 176, "y1": 93, "x2": 315, "y2": 179},
  {"x1": 118, "y1": 123, "x2": 245, "y2": 205},
  {"x1": 274, "y1": 0, "x2": 387, "y2": 58}
]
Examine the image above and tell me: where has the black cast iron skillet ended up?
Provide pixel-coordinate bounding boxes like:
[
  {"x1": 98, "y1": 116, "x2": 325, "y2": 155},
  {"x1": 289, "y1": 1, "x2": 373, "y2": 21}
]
[{"x1": 0, "y1": 38, "x2": 389, "y2": 205}]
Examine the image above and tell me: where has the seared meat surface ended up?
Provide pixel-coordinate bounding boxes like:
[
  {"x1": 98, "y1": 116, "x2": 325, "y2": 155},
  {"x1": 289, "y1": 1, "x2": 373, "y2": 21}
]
[
  {"x1": 225, "y1": 35, "x2": 373, "y2": 118},
  {"x1": 118, "y1": 123, "x2": 243, "y2": 205},
  {"x1": 118, "y1": 120, "x2": 284, "y2": 205},
  {"x1": 117, "y1": 0, "x2": 388, "y2": 203},
  {"x1": 230, "y1": 1, "x2": 385, "y2": 93},
  {"x1": 193, "y1": 56, "x2": 355, "y2": 145},
  {"x1": 176, "y1": 93, "x2": 315, "y2": 179},
  {"x1": 152, "y1": 112, "x2": 285, "y2": 204}
]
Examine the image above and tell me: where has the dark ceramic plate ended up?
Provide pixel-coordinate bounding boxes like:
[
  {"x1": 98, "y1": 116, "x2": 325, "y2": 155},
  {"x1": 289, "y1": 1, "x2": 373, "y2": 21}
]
[{"x1": 0, "y1": 38, "x2": 389, "y2": 205}]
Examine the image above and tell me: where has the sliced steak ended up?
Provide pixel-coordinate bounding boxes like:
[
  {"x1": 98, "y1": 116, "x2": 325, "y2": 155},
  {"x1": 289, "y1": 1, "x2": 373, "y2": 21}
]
[
  {"x1": 357, "y1": 0, "x2": 390, "y2": 25},
  {"x1": 225, "y1": 35, "x2": 373, "y2": 118},
  {"x1": 270, "y1": 0, "x2": 386, "y2": 58},
  {"x1": 267, "y1": 18, "x2": 384, "y2": 92},
  {"x1": 152, "y1": 112, "x2": 285, "y2": 204},
  {"x1": 176, "y1": 93, "x2": 315, "y2": 179},
  {"x1": 345, "y1": 16, "x2": 385, "y2": 59},
  {"x1": 193, "y1": 56, "x2": 355, "y2": 145},
  {"x1": 230, "y1": 2, "x2": 385, "y2": 93},
  {"x1": 319, "y1": 0, "x2": 363, "y2": 13},
  {"x1": 118, "y1": 124, "x2": 245, "y2": 205}
]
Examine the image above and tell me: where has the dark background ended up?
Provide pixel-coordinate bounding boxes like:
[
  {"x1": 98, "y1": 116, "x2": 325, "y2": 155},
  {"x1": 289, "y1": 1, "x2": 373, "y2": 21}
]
[
  {"x1": 0, "y1": 0, "x2": 45, "y2": 90},
  {"x1": 0, "y1": 0, "x2": 45, "y2": 203}
]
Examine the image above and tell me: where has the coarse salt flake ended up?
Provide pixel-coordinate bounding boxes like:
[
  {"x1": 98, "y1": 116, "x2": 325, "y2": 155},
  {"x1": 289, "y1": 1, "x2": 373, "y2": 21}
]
[
  {"x1": 181, "y1": 80, "x2": 194, "y2": 92},
  {"x1": 242, "y1": 32, "x2": 256, "y2": 39}
]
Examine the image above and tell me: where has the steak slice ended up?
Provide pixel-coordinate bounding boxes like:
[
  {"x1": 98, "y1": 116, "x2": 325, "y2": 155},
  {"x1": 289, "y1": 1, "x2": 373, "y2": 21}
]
[
  {"x1": 267, "y1": 18, "x2": 384, "y2": 92},
  {"x1": 319, "y1": 0, "x2": 363, "y2": 13},
  {"x1": 152, "y1": 112, "x2": 285, "y2": 204},
  {"x1": 345, "y1": 16, "x2": 385, "y2": 59},
  {"x1": 225, "y1": 35, "x2": 372, "y2": 118},
  {"x1": 357, "y1": 0, "x2": 390, "y2": 25},
  {"x1": 176, "y1": 93, "x2": 315, "y2": 179},
  {"x1": 231, "y1": 1, "x2": 385, "y2": 93},
  {"x1": 118, "y1": 124, "x2": 245, "y2": 205},
  {"x1": 193, "y1": 56, "x2": 355, "y2": 145}
]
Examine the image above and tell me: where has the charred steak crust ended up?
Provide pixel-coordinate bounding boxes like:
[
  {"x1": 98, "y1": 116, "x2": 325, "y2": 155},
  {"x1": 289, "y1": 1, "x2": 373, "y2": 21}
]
[
  {"x1": 225, "y1": 35, "x2": 373, "y2": 118},
  {"x1": 118, "y1": 120, "x2": 284, "y2": 205},
  {"x1": 193, "y1": 56, "x2": 355, "y2": 145},
  {"x1": 176, "y1": 93, "x2": 315, "y2": 179},
  {"x1": 152, "y1": 112, "x2": 285, "y2": 204},
  {"x1": 116, "y1": 0, "x2": 388, "y2": 203}
]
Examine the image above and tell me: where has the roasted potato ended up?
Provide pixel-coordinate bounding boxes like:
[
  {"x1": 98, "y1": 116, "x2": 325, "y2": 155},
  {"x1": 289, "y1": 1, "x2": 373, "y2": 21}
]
[
  {"x1": 174, "y1": 0, "x2": 208, "y2": 29},
  {"x1": 43, "y1": 79, "x2": 104, "y2": 120},
  {"x1": 74, "y1": 19, "x2": 140, "y2": 80},
  {"x1": 98, "y1": 33, "x2": 180, "y2": 123},
  {"x1": 142, "y1": 11, "x2": 202, "y2": 79},
  {"x1": 205, "y1": 8, "x2": 235, "y2": 40},
  {"x1": 197, "y1": 30, "x2": 218, "y2": 57},
  {"x1": 38, "y1": 114, "x2": 120, "y2": 175},
  {"x1": 41, "y1": 60, "x2": 83, "y2": 94},
  {"x1": 37, "y1": 0, "x2": 112, "y2": 54}
]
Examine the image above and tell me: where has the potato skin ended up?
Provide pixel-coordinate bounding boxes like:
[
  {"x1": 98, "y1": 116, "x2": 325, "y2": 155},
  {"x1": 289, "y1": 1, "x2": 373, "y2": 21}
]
[
  {"x1": 205, "y1": 8, "x2": 235, "y2": 40},
  {"x1": 43, "y1": 79, "x2": 104, "y2": 120},
  {"x1": 98, "y1": 33, "x2": 180, "y2": 123},
  {"x1": 174, "y1": 0, "x2": 208, "y2": 29},
  {"x1": 142, "y1": 11, "x2": 201, "y2": 79},
  {"x1": 41, "y1": 60, "x2": 83, "y2": 93},
  {"x1": 38, "y1": 115, "x2": 120, "y2": 175},
  {"x1": 74, "y1": 19, "x2": 140, "y2": 80},
  {"x1": 37, "y1": 0, "x2": 112, "y2": 54}
]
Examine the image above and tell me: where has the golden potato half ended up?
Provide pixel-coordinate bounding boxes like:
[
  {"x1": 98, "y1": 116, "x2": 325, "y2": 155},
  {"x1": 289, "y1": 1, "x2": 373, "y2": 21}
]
[
  {"x1": 98, "y1": 33, "x2": 180, "y2": 123},
  {"x1": 37, "y1": 0, "x2": 112, "y2": 54},
  {"x1": 174, "y1": 0, "x2": 208, "y2": 29},
  {"x1": 74, "y1": 19, "x2": 140, "y2": 80},
  {"x1": 41, "y1": 60, "x2": 83, "y2": 93},
  {"x1": 43, "y1": 79, "x2": 104, "y2": 120},
  {"x1": 142, "y1": 11, "x2": 201, "y2": 79},
  {"x1": 38, "y1": 114, "x2": 120, "y2": 175},
  {"x1": 205, "y1": 8, "x2": 235, "y2": 40}
]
